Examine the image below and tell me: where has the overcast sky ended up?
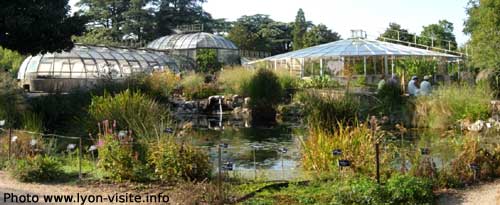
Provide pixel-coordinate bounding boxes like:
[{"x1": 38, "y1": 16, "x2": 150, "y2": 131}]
[{"x1": 69, "y1": 0, "x2": 470, "y2": 45}]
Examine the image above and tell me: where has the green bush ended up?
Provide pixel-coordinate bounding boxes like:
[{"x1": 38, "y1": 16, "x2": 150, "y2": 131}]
[
  {"x1": 196, "y1": 49, "x2": 222, "y2": 73},
  {"x1": 89, "y1": 90, "x2": 170, "y2": 139},
  {"x1": 9, "y1": 155, "x2": 64, "y2": 182},
  {"x1": 144, "y1": 71, "x2": 181, "y2": 99},
  {"x1": 248, "y1": 68, "x2": 283, "y2": 109},
  {"x1": 375, "y1": 83, "x2": 406, "y2": 117},
  {"x1": 334, "y1": 177, "x2": 384, "y2": 204},
  {"x1": 148, "y1": 139, "x2": 211, "y2": 182},
  {"x1": 386, "y1": 174, "x2": 434, "y2": 204},
  {"x1": 97, "y1": 134, "x2": 151, "y2": 182},
  {"x1": 180, "y1": 72, "x2": 218, "y2": 100},
  {"x1": 0, "y1": 72, "x2": 25, "y2": 127}
]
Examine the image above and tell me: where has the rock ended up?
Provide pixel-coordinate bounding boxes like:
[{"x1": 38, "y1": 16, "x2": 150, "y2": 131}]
[
  {"x1": 244, "y1": 97, "x2": 251, "y2": 108},
  {"x1": 468, "y1": 120, "x2": 485, "y2": 132}
]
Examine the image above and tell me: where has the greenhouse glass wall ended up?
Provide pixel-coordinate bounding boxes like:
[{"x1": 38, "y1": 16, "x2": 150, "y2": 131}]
[
  {"x1": 17, "y1": 44, "x2": 179, "y2": 92},
  {"x1": 147, "y1": 32, "x2": 240, "y2": 69}
]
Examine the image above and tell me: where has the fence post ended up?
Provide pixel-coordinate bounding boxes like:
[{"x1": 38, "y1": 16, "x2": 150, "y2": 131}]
[
  {"x1": 375, "y1": 143, "x2": 380, "y2": 184},
  {"x1": 8, "y1": 128, "x2": 12, "y2": 160},
  {"x1": 217, "y1": 145, "x2": 222, "y2": 205},
  {"x1": 79, "y1": 136, "x2": 83, "y2": 181}
]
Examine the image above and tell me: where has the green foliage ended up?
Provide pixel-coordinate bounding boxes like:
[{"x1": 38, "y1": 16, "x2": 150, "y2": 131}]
[
  {"x1": 9, "y1": 155, "x2": 65, "y2": 182},
  {"x1": 196, "y1": 49, "x2": 222, "y2": 73},
  {"x1": 414, "y1": 84, "x2": 491, "y2": 129},
  {"x1": 292, "y1": 9, "x2": 308, "y2": 50},
  {"x1": 217, "y1": 67, "x2": 254, "y2": 96},
  {"x1": 243, "y1": 175, "x2": 435, "y2": 205},
  {"x1": 419, "y1": 20, "x2": 457, "y2": 51},
  {"x1": 0, "y1": 47, "x2": 24, "y2": 76},
  {"x1": 303, "y1": 24, "x2": 341, "y2": 47},
  {"x1": 379, "y1": 23, "x2": 415, "y2": 44},
  {"x1": 297, "y1": 91, "x2": 359, "y2": 133},
  {"x1": 148, "y1": 139, "x2": 211, "y2": 182},
  {"x1": 144, "y1": 71, "x2": 181, "y2": 99},
  {"x1": 298, "y1": 75, "x2": 340, "y2": 89},
  {"x1": 464, "y1": 0, "x2": 500, "y2": 69},
  {"x1": 0, "y1": 72, "x2": 25, "y2": 127},
  {"x1": 0, "y1": 0, "x2": 86, "y2": 55},
  {"x1": 395, "y1": 59, "x2": 438, "y2": 77},
  {"x1": 180, "y1": 72, "x2": 218, "y2": 100},
  {"x1": 386, "y1": 174, "x2": 434, "y2": 204},
  {"x1": 89, "y1": 89, "x2": 170, "y2": 139},
  {"x1": 97, "y1": 134, "x2": 150, "y2": 182},
  {"x1": 375, "y1": 83, "x2": 406, "y2": 117},
  {"x1": 21, "y1": 112, "x2": 43, "y2": 133},
  {"x1": 248, "y1": 69, "x2": 283, "y2": 111}
]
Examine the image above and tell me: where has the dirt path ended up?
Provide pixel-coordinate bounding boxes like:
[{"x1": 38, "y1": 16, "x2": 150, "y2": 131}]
[
  {"x1": 437, "y1": 179, "x2": 500, "y2": 205},
  {"x1": 0, "y1": 171, "x2": 182, "y2": 204}
]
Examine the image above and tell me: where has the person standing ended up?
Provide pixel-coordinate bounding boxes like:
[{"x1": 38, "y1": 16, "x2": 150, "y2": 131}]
[
  {"x1": 408, "y1": 76, "x2": 419, "y2": 96},
  {"x1": 419, "y1": 75, "x2": 432, "y2": 96}
]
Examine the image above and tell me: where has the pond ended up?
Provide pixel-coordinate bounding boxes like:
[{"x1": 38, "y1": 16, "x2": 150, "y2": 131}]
[{"x1": 177, "y1": 114, "x2": 500, "y2": 181}]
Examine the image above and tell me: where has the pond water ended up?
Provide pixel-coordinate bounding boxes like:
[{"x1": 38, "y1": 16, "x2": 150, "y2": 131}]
[{"x1": 177, "y1": 114, "x2": 500, "y2": 180}]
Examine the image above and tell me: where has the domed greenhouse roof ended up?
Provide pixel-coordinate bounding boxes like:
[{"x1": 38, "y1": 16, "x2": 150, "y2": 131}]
[{"x1": 147, "y1": 32, "x2": 238, "y2": 50}]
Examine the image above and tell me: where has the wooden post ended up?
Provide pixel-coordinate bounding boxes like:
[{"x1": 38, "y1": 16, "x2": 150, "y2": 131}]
[
  {"x1": 320, "y1": 58, "x2": 324, "y2": 76},
  {"x1": 375, "y1": 143, "x2": 380, "y2": 184},
  {"x1": 218, "y1": 145, "x2": 222, "y2": 204},
  {"x1": 8, "y1": 128, "x2": 12, "y2": 160},
  {"x1": 79, "y1": 137, "x2": 83, "y2": 181}
]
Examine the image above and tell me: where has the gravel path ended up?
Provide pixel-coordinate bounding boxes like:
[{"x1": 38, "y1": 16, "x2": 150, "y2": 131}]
[{"x1": 437, "y1": 179, "x2": 500, "y2": 205}]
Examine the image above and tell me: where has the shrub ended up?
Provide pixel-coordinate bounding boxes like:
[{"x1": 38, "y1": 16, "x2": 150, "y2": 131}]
[
  {"x1": 88, "y1": 90, "x2": 170, "y2": 139},
  {"x1": 217, "y1": 67, "x2": 254, "y2": 96},
  {"x1": 386, "y1": 174, "x2": 434, "y2": 204},
  {"x1": 334, "y1": 177, "x2": 384, "y2": 204},
  {"x1": 275, "y1": 70, "x2": 299, "y2": 91},
  {"x1": 375, "y1": 83, "x2": 407, "y2": 119},
  {"x1": 0, "y1": 72, "x2": 25, "y2": 127},
  {"x1": 248, "y1": 69, "x2": 283, "y2": 122},
  {"x1": 299, "y1": 75, "x2": 340, "y2": 89},
  {"x1": 9, "y1": 155, "x2": 64, "y2": 182},
  {"x1": 196, "y1": 49, "x2": 222, "y2": 73},
  {"x1": 414, "y1": 84, "x2": 491, "y2": 129},
  {"x1": 148, "y1": 139, "x2": 211, "y2": 182},
  {"x1": 97, "y1": 134, "x2": 150, "y2": 182}
]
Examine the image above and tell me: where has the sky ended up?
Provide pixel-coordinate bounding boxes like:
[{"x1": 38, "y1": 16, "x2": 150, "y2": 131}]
[{"x1": 69, "y1": 0, "x2": 471, "y2": 45}]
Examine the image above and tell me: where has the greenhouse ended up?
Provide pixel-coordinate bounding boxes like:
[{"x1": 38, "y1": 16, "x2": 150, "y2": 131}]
[
  {"x1": 147, "y1": 32, "x2": 240, "y2": 68},
  {"x1": 17, "y1": 44, "x2": 179, "y2": 92},
  {"x1": 251, "y1": 30, "x2": 462, "y2": 83}
]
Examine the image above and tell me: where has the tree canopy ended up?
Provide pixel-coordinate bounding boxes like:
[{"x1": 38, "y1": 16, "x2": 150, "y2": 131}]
[
  {"x1": 304, "y1": 24, "x2": 341, "y2": 48},
  {"x1": 419, "y1": 20, "x2": 457, "y2": 51},
  {"x1": 292, "y1": 9, "x2": 307, "y2": 50},
  {"x1": 380, "y1": 23, "x2": 415, "y2": 44},
  {"x1": 464, "y1": 0, "x2": 500, "y2": 69},
  {"x1": 0, "y1": 0, "x2": 86, "y2": 55}
]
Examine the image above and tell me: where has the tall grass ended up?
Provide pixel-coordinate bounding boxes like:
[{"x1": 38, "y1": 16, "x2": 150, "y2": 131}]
[
  {"x1": 88, "y1": 89, "x2": 171, "y2": 139},
  {"x1": 296, "y1": 90, "x2": 359, "y2": 133},
  {"x1": 144, "y1": 71, "x2": 180, "y2": 98},
  {"x1": 300, "y1": 122, "x2": 395, "y2": 177},
  {"x1": 414, "y1": 83, "x2": 491, "y2": 129},
  {"x1": 217, "y1": 66, "x2": 254, "y2": 96}
]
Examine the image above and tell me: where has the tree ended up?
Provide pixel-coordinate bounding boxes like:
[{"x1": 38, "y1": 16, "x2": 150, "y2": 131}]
[
  {"x1": 153, "y1": 0, "x2": 211, "y2": 36},
  {"x1": 0, "y1": 47, "x2": 24, "y2": 76},
  {"x1": 304, "y1": 24, "x2": 341, "y2": 47},
  {"x1": 380, "y1": 23, "x2": 415, "y2": 44},
  {"x1": 292, "y1": 9, "x2": 307, "y2": 50},
  {"x1": 0, "y1": 0, "x2": 86, "y2": 55},
  {"x1": 419, "y1": 20, "x2": 457, "y2": 50},
  {"x1": 196, "y1": 49, "x2": 221, "y2": 73},
  {"x1": 259, "y1": 22, "x2": 293, "y2": 54},
  {"x1": 464, "y1": 0, "x2": 500, "y2": 69},
  {"x1": 227, "y1": 14, "x2": 274, "y2": 51}
]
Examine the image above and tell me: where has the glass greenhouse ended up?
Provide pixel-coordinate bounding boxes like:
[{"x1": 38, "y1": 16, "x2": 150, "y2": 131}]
[
  {"x1": 147, "y1": 32, "x2": 240, "y2": 68},
  {"x1": 17, "y1": 44, "x2": 179, "y2": 92},
  {"x1": 251, "y1": 30, "x2": 461, "y2": 83}
]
